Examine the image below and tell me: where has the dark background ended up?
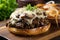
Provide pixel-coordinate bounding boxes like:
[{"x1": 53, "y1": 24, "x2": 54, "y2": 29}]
[{"x1": 45, "y1": 0, "x2": 60, "y2": 3}]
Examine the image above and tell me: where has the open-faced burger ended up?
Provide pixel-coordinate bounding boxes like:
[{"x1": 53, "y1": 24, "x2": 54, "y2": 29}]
[{"x1": 6, "y1": 4, "x2": 50, "y2": 35}]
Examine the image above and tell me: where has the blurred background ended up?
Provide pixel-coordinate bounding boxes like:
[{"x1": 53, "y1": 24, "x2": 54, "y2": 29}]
[{"x1": 0, "y1": 0, "x2": 60, "y2": 21}]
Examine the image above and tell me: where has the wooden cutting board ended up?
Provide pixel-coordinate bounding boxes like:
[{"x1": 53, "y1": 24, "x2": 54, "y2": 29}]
[{"x1": 0, "y1": 26, "x2": 60, "y2": 40}]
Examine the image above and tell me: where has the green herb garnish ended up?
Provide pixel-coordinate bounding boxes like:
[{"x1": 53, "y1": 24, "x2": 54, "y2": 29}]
[{"x1": 26, "y1": 4, "x2": 37, "y2": 11}]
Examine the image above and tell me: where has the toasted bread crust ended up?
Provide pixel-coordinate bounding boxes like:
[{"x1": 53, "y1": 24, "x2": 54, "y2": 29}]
[{"x1": 7, "y1": 23, "x2": 50, "y2": 35}]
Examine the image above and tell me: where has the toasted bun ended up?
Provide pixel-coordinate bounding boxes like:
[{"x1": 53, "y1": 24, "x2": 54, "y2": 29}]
[{"x1": 7, "y1": 23, "x2": 50, "y2": 35}]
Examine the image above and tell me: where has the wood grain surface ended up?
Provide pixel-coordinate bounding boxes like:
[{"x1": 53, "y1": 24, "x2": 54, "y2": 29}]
[
  {"x1": 0, "y1": 26, "x2": 60, "y2": 40},
  {"x1": 0, "y1": 20, "x2": 60, "y2": 40}
]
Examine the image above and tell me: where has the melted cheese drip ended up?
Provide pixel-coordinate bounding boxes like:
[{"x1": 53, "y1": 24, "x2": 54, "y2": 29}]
[{"x1": 10, "y1": 7, "x2": 46, "y2": 24}]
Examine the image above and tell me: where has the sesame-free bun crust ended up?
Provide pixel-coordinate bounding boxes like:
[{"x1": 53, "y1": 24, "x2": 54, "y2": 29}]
[{"x1": 7, "y1": 23, "x2": 50, "y2": 35}]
